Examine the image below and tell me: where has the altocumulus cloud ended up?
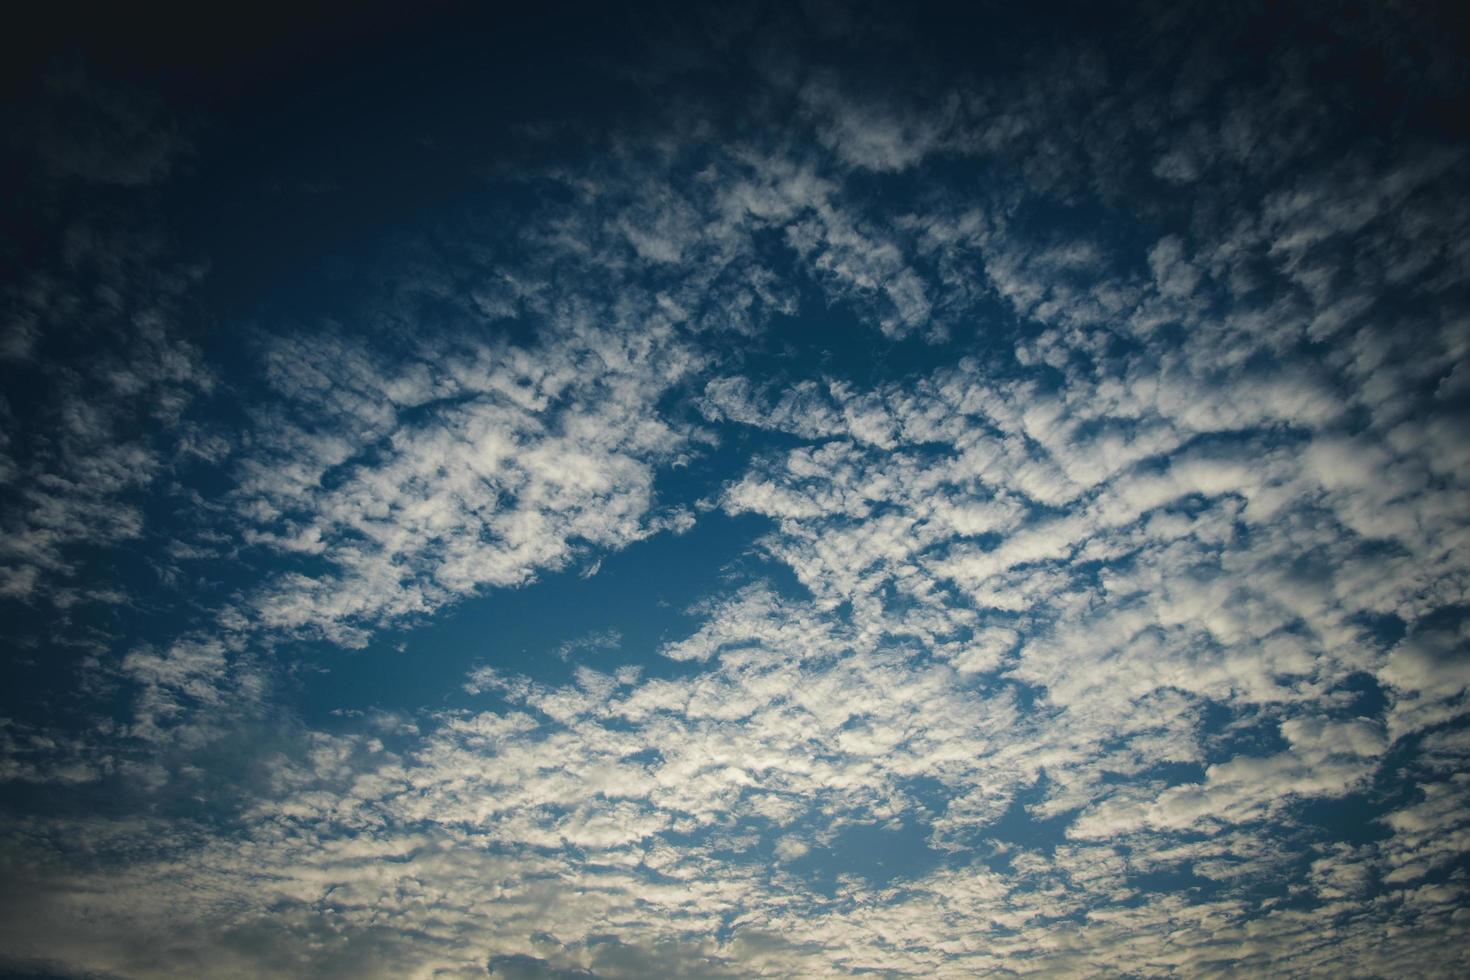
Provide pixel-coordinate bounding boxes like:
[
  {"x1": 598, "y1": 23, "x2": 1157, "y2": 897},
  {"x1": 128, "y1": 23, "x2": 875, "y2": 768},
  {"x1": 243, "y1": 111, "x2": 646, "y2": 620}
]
[{"x1": 1, "y1": 1, "x2": 1469, "y2": 977}]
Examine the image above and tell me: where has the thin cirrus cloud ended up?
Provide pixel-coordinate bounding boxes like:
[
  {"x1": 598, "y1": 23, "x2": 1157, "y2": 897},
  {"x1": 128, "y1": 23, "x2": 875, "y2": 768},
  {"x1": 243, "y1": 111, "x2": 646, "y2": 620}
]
[{"x1": 0, "y1": 3, "x2": 1468, "y2": 978}]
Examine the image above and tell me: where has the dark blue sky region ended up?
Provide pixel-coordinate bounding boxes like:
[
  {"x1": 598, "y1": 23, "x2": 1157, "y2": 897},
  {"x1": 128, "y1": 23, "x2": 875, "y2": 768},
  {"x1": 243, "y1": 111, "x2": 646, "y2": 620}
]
[{"x1": 2, "y1": 2, "x2": 1470, "y2": 977}]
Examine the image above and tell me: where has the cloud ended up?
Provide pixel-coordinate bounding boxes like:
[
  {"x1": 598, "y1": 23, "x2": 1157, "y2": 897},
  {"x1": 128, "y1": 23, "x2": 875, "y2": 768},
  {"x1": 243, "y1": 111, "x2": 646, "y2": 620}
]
[
  {"x1": 3, "y1": 5, "x2": 1470, "y2": 976},
  {"x1": 27, "y1": 63, "x2": 191, "y2": 187},
  {"x1": 0, "y1": 196, "x2": 212, "y2": 610},
  {"x1": 232, "y1": 320, "x2": 701, "y2": 647}
]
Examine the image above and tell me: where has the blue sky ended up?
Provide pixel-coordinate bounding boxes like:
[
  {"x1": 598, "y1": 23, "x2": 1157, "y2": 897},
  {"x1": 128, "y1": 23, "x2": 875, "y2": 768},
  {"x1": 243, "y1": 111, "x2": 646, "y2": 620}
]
[{"x1": 2, "y1": 2, "x2": 1470, "y2": 976}]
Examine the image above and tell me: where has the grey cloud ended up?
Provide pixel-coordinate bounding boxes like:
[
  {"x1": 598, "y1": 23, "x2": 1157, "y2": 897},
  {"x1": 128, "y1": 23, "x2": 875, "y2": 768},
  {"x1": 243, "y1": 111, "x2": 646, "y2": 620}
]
[{"x1": 28, "y1": 63, "x2": 191, "y2": 187}]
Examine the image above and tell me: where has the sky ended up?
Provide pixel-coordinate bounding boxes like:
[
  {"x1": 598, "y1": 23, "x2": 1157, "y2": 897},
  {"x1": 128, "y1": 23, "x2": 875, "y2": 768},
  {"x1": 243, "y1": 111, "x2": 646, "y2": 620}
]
[{"x1": 1, "y1": 1, "x2": 1469, "y2": 976}]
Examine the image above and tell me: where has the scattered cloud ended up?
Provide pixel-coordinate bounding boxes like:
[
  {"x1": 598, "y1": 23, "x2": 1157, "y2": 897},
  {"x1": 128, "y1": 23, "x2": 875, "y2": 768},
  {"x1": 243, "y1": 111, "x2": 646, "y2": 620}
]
[{"x1": 2, "y1": 4, "x2": 1469, "y2": 977}]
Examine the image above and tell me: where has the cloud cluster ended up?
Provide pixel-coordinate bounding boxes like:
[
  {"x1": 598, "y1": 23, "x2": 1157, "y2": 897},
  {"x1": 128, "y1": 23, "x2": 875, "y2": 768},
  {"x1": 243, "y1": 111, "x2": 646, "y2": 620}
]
[
  {"x1": 0, "y1": 67, "x2": 211, "y2": 612},
  {"x1": 3, "y1": 3, "x2": 1469, "y2": 977},
  {"x1": 232, "y1": 320, "x2": 701, "y2": 648}
]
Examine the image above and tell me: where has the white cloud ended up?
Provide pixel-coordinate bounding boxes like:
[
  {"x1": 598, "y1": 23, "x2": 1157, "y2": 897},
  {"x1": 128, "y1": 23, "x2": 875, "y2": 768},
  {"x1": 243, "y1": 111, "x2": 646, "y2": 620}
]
[
  {"x1": 232, "y1": 321, "x2": 701, "y2": 647},
  {"x1": 5, "y1": 12, "x2": 1470, "y2": 977}
]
